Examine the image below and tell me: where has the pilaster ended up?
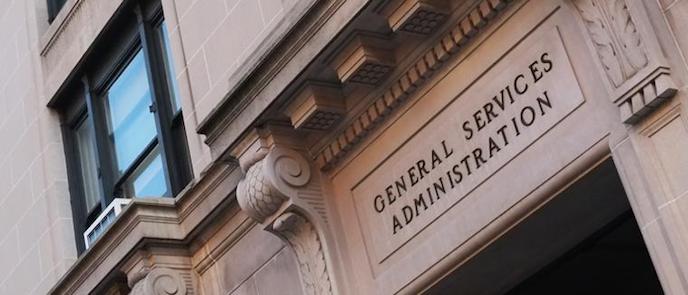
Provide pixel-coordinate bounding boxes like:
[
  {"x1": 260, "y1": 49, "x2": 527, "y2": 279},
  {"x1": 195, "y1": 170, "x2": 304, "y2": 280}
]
[{"x1": 574, "y1": 0, "x2": 688, "y2": 293}]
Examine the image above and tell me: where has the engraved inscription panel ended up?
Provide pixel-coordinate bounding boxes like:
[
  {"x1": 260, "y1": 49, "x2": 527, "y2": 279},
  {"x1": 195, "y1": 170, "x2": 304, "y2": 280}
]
[{"x1": 351, "y1": 27, "x2": 585, "y2": 263}]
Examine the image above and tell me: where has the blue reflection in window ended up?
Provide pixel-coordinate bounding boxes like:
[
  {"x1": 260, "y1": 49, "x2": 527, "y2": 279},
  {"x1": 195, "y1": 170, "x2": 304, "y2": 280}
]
[
  {"x1": 159, "y1": 22, "x2": 182, "y2": 113},
  {"x1": 105, "y1": 50, "x2": 158, "y2": 173},
  {"x1": 131, "y1": 149, "x2": 168, "y2": 197}
]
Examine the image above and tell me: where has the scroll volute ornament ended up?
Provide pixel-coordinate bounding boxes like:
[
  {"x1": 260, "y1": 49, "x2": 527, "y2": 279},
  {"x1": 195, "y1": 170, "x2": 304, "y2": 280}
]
[
  {"x1": 128, "y1": 268, "x2": 188, "y2": 295},
  {"x1": 573, "y1": 0, "x2": 677, "y2": 124},
  {"x1": 233, "y1": 127, "x2": 336, "y2": 295},
  {"x1": 236, "y1": 144, "x2": 312, "y2": 223}
]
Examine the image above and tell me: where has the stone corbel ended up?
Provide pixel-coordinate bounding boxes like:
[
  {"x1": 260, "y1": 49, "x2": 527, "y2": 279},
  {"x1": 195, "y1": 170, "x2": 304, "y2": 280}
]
[
  {"x1": 573, "y1": 0, "x2": 678, "y2": 124},
  {"x1": 128, "y1": 268, "x2": 189, "y2": 295},
  {"x1": 383, "y1": 0, "x2": 450, "y2": 35},
  {"x1": 331, "y1": 32, "x2": 396, "y2": 86},
  {"x1": 233, "y1": 126, "x2": 336, "y2": 295},
  {"x1": 122, "y1": 247, "x2": 195, "y2": 295},
  {"x1": 284, "y1": 82, "x2": 346, "y2": 131}
]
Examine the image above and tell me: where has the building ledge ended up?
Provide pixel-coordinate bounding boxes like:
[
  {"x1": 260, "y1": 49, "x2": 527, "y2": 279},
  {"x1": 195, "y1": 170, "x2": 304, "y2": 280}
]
[
  {"x1": 49, "y1": 162, "x2": 243, "y2": 294},
  {"x1": 196, "y1": 0, "x2": 368, "y2": 156}
]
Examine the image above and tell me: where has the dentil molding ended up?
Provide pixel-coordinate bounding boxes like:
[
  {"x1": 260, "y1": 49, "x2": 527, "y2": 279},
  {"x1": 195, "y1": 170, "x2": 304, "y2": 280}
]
[{"x1": 317, "y1": 0, "x2": 512, "y2": 171}]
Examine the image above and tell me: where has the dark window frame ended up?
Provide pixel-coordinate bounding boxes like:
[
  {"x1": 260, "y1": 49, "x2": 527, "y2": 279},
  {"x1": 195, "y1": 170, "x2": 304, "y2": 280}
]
[
  {"x1": 47, "y1": 0, "x2": 68, "y2": 23},
  {"x1": 57, "y1": 0, "x2": 192, "y2": 254}
]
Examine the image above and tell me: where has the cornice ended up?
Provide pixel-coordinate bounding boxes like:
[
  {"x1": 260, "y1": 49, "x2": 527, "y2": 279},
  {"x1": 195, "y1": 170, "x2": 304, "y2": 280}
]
[
  {"x1": 50, "y1": 198, "x2": 179, "y2": 294},
  {"x1": 317, "y1": 0, "x2": 512, "y2": 170},
  {"x1": 41, "y1": 0, "x2": 128, "y2": 107},
  {"x1": 197, "y1": 0, "x2": 346, "y2": 140},
  {"x1": 40, "y1": 0, "x2": 87, "y2": 56},
  {"x1": 49, "y1": 162, "x2": 243, "y2": 294}
]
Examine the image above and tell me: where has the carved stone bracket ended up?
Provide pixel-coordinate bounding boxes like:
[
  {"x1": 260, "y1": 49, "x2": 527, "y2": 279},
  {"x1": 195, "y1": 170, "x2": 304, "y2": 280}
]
[
  {"x1": 233, "y1": 126, "x2": 336, "y2": 294},
  {"x1": 129, "y1": 268, "x2": 190, "y2": 295},
  {"x1": 573, "y1": 0, "x2": 678, "y2": 124},
  {"x1": 331, "y1": 32, "x2": 396, "y2": 86},
  {"x1": 385, "y1": 0, "x2": 449, "y2": 35},
  {"x1": 236, "y1": 142, "x2": 312, "y2": 223},
  {"x1": 285, "y1": 82, "x2": 346, "y2": 131},
  {"x1": 273, "y1": 212, "x2": 333, "y2": 295},
  {"x1": 318, "y1": 0, "x2": 512, "y2": 171},
  {"x1": 121, "y1": 246, "x2": 195, "y2": 295}
]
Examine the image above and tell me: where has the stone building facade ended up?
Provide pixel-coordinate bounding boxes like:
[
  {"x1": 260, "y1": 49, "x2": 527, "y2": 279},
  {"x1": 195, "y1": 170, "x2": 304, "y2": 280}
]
[{"x1": 1, "y1": 0, "x2": 688, "y2": 294}]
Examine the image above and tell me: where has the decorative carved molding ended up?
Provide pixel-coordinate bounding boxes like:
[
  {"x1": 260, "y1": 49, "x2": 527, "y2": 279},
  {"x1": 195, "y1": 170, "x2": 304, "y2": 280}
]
[
  {"x1": 331, "y1": 33, "x2": 396, "y2": 85},
  {"x1": 129, "y1": 268, "x2": 192, "y2": 295},
  {"x1": 619, "y1": 69, "x2": 676, "y2": 124},
  {"x1": 238, "y1": 159, "x2": 287, "y2": 222},
  {"x1": 285, "y1": 82, "x2": 346, "y2": 131},
  {"x1": 574, "y1": 0, "x2": 647, "y2": 87},
  {"x1": 237, "y1": 145, "x2": 312, "y2": 223},
  {"x1": 317, "y1": 0, "x2": 511, "y2": 170},
  {"x1": 40, "y1": 0, "x2": 85, "y2": 56},
  {"x1": 273, "y1": 212, "x2": 333, "y2": 295},
  {"x1": 574, "y1": 0, "x2": 677, "y2": 124},
  {"x1": 385, "y1": 0, "x2": 449, "y2": 35},
  {"x1": 234, "y1": 127, "x2": 330, "y2": 223},
  {"x1": 233, "y1": 127, "x2": 335, "y2": 294}
]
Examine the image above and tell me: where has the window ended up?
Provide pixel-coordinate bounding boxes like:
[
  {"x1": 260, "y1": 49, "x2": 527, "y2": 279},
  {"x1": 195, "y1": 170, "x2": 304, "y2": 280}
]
[
  {"x1": 47, "y1": 0, "x2": 68, "y2": 23},
  {"x1": 58, "y1": 0, "x2": 192, "y2": 253}
]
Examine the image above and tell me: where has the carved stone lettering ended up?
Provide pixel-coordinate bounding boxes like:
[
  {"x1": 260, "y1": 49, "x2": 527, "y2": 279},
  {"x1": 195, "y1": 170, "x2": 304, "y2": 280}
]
[{"x1": 352, "y1": 28, "x2": 585, "y2": 264}]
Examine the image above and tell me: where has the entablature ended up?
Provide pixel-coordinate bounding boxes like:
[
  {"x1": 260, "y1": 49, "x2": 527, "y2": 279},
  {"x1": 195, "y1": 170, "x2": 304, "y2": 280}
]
[
  {"x1": 205, "y1": 0, "x2": 680, "y2": 176},
  {"x1": 200, "y1": 0, "x2": 494, "y2": 168}
]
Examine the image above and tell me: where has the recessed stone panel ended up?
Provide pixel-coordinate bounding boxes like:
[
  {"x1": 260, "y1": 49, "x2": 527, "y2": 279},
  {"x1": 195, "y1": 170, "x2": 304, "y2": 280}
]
[{"x1": 351, "y1": 27, "x2": 585, "y2": 265}]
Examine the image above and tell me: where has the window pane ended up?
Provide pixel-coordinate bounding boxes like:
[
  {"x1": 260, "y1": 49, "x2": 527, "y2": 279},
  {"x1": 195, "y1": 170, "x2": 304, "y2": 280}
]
[
  {"x1": 48, "y1": 0, "x2": 68, "y2": 22},
  {"x1": 125, "y1": 146, "x2": 169, "y2": 198},
  {"x1": 75, "y1": 117, "x2": 101, "y2": 212},
  {"x1": 159, "y1": 22, "x2": 182, "y2": 113},
  {"x1": 105, "y1": 50, "x2": 158, "y2": 173}
]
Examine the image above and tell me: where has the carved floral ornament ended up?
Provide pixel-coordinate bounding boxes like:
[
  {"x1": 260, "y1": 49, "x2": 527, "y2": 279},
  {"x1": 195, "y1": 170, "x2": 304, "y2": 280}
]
[
  {"x1": 273, "y1": 212, "x2": 333, "y2": 295},
  {"x1": 573, "y1": 0, "x2": 677, "y2": 124},
  {"x1": 574, "y1": 0, "x2": 648, "y2": 87}
]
